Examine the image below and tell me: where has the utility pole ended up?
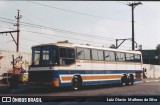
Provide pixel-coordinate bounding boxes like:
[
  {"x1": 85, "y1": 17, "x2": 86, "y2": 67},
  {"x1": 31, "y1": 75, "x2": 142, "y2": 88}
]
[
  {"x1": 15, "y1": 10, "x2": 22, "y2": 52},
  {"x1": 128, "y1": 2, "x2": 142, "y2": 50},
  {"x1": 0, "y1": 10, "x2": 22, "y2": 52}
]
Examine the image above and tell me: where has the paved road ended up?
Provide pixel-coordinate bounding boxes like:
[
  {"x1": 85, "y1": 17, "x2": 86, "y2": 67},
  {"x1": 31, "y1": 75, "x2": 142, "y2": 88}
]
[{"x1": 0, "y1": 80, "x2": 160, "y2": 96}]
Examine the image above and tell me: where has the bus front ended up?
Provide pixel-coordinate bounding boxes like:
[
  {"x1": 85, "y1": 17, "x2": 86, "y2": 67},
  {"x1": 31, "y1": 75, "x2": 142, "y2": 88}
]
[{"x1": 28, "y1": 45, "x2": 59, "y2": 87}]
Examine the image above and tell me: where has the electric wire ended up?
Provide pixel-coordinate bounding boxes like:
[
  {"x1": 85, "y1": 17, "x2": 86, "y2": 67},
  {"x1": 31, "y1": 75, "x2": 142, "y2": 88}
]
[{"x1": 26, "y1": 0, "x2": 130, "y2": 22}]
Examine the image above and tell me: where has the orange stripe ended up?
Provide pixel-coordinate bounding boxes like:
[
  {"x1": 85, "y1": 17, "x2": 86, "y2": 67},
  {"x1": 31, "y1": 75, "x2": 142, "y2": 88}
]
[
  {"x1": 52, "y1": 79, "x2": 59, "y2": 87},
  {"x1": 61, "y1": 75, "x2": 121, "y2": 82},
  {"x1": 82, "y1": 75, "x2": 121, "y2": 80},
  {"x1": 61, "y1": 76, "x2": 72, "y2": 81}
]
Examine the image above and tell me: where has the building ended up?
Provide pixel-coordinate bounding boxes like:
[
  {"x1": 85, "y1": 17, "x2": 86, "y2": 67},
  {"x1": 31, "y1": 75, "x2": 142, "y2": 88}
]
[{"x1": 140, "y1": 50, "x2": 159, "y2": 65}]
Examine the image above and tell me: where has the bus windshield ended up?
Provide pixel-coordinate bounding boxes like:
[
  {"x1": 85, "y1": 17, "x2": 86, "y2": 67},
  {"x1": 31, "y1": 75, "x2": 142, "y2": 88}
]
[{"x1": 32, "y1": 45, "x2": 58, "y2": 66}]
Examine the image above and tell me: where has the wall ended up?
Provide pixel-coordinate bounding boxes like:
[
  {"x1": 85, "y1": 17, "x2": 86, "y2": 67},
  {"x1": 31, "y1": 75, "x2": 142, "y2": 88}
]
[
  {"x1": 143, "y1": 64, "x2": 160, "y2": 78},
  {"x1": 0, "y1": 50, "x2": 31, "y2": 77}
]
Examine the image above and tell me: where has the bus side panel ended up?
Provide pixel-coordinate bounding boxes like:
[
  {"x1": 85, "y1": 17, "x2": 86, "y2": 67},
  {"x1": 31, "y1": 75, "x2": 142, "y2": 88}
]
[
  {"x1": 58, "y1": 70, "x2": 139, "y2": 87},
  {"x1": 92, "y1": 61, "x2": 105, "y2": 85},
  {"x1": 105, "y1": 62, "x2": 116, "y2": 70},
  {"x1": 116, "y1": 62, "x2": 127, "y2": 71},
  {"x1": 76, "y1": 60, "x2": 92, "y2": 86},
  {"x1": 105, "y1": 62, "x2": 117, "y2": 84},
  {"x1": 127, "y1": 62, "x2": 136, "y2": 71}
]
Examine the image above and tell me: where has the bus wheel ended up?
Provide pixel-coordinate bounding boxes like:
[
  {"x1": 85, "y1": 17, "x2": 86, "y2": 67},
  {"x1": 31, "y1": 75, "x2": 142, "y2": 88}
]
[
  {"x1": 72, "y1": 76, "x2": 82, "y2": 90},
  {"x1": 128, "y1": 75, "x2": 134, "y2": 85},
  {"x1": 121, "y1": 76, "x2": 127, "y2": 86}
]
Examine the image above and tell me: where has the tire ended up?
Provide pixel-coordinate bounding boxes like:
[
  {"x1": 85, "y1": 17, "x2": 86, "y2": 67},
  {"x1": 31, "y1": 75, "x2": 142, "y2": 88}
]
[
  {"x1": 129, "y1": 75, "x2": 134, "y2": 85},
  {"x1": 121, "y1": 76, "x2": 127, "y2": 86},
  {"x1": 126, "y1": 75, "x2": 134, "y2": 86},
  {"x1": 72, "y1": 76, "x2": 82, "y2": 90}
]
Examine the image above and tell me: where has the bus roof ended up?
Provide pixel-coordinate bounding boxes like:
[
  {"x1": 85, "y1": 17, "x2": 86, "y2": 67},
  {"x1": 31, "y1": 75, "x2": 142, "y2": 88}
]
[{"x1": 32, "y1": 42, "x2": 141, "y2": 54}]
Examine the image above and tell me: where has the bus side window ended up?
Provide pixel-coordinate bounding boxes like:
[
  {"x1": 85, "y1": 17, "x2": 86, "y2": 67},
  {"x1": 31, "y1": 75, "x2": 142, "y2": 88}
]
[
  {"x1": 77, "y1": 48, "x2": 84, "y2": 60},
  {"x1": 121, "y1": 53, "x2": 126, "y2": 62},
  {"x1": 135, "y1": 54, "x2": 141, "y2": 63},
  {"x1": 115, "y1": 52, "x2": 125, "y2": 62},
  {"x1": 104, "y1": 51, "x2": 110, "y2": 61},
  {"x1": 98, "y1": 50, "x2": 104, "y2": 61},
  {"x1": 59, "y1": 47, "x2": 75, "y2": 66},
  {"x1": 66, "y1": 48, "x2": 75, "y2": 65},
  {"x1": 84, "y1": 48, "x2": 91, "y2": 60},
  {"x1": 110, "y1": 52, "x2": 115, "y2": 61},
  {"x1": 116, "y1": 52, "x2": 121, "y2": 61},
  {"x1": 126, "y1": 53, "x2": 134, "y2": 62},
  {"x1": 91, "y1": 49, "x2": 98, "y2": 60},
  {"x1": 59, "y1": 48, "x2": 66, "y2": 65},
  {"x1": 126, "y1": 53, "x2": 131, "y2": 62},
  {"x1": 67, "y1": 48, "x2": 75, "y2": 58},
  {"x1": 59, "y1": 48, "x2": 67, "y2": 58}
]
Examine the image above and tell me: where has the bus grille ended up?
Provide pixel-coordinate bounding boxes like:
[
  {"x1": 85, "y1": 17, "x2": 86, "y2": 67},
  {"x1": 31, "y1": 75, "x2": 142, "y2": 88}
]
[{"x1": 28, "y1": 71, "x2": 53, "y2": 83}]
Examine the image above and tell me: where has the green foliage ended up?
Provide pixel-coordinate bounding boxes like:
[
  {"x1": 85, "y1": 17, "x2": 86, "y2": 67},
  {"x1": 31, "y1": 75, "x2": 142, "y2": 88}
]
[
  {"x1": 156, "y1": 44, "x2": 160, "y2": 65},
  {"x1": 109, "y1": 44, "x2": 116, "y2": 49}
]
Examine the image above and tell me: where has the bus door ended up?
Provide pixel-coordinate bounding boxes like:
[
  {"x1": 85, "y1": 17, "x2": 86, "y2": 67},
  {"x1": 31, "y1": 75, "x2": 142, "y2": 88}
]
[
  {"x1": 76, "y1": 48, "x2": 92, "y2": 85},
  {"x1": 58, "y1": 47, "x2": 76, "y2": 73}
]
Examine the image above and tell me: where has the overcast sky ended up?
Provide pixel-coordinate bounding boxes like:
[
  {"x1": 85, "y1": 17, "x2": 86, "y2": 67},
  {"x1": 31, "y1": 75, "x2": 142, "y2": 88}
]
[{"x1": 0, "y1": 1, "x2": 160, "y2": 53}]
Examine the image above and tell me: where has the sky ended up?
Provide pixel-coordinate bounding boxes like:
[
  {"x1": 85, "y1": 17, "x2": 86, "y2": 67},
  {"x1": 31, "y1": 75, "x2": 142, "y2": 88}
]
[{"x1": 0, "y1": 1, "x2": 160, "y2": 53}]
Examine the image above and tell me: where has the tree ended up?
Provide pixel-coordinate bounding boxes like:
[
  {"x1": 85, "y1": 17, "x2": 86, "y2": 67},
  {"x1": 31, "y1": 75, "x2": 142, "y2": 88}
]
[
  {"x1": 109, "y1": 44, "x2": 116, "y2": 49},
  {"x1": 156, "y1": 44, "x2": 160, "y2": 65}
]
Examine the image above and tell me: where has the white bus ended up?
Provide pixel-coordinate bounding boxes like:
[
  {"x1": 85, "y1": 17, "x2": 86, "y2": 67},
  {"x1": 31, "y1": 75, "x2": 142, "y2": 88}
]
[{"x1": 28, "y1": 41, "x2": 143, "y2": 90}]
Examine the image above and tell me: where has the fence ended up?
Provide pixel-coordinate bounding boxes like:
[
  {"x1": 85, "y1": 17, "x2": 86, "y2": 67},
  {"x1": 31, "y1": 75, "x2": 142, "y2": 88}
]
[{"x1": 143, "y1": 64, "x2": 160, "y2": 78}]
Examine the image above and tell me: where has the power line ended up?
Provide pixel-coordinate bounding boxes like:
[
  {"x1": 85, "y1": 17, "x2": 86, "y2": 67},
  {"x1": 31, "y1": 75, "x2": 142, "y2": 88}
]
[
  {"x1": 20, "y1": 29, "x2": 112, "y2": 46},
  {"x1": 0, "y1": 24, "x2": 116, "y2": 48},
  {"x1": 0, "y1": 17, "x2": 16, "y2": 22},
  {"x1": 20, "y1": 23, "x2": 115, "y2": 41},
  {"x1": 0, "y1": 19, "x2": 15, "y2": 25},
  {"x1": 26, "y1": 0, "x2": 130, "y2": 22},
  {"x1": 0, "y1": 26, "x2": 140, "y2": 51},
  {"x1": 0, "y1": 11, "x2": 145, "y2": 50},
  {"x1": 0, "y1": 4, "x2": 156, "y2": 51},
  {"x1": 0, "y1": 16, "x2": 116, "y2": 41},
  {"x1": 0, "y1": 19, "x2": 135, "y2": 49},
  {"x1": 20, "y1": 37, "x2": 43, "y2": 44}
]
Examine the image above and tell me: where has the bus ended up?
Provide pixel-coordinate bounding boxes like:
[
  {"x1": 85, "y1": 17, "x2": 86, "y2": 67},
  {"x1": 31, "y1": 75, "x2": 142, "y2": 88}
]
[{"x1": 28, "y1": 41, "x2": 143, "y2": 90}]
